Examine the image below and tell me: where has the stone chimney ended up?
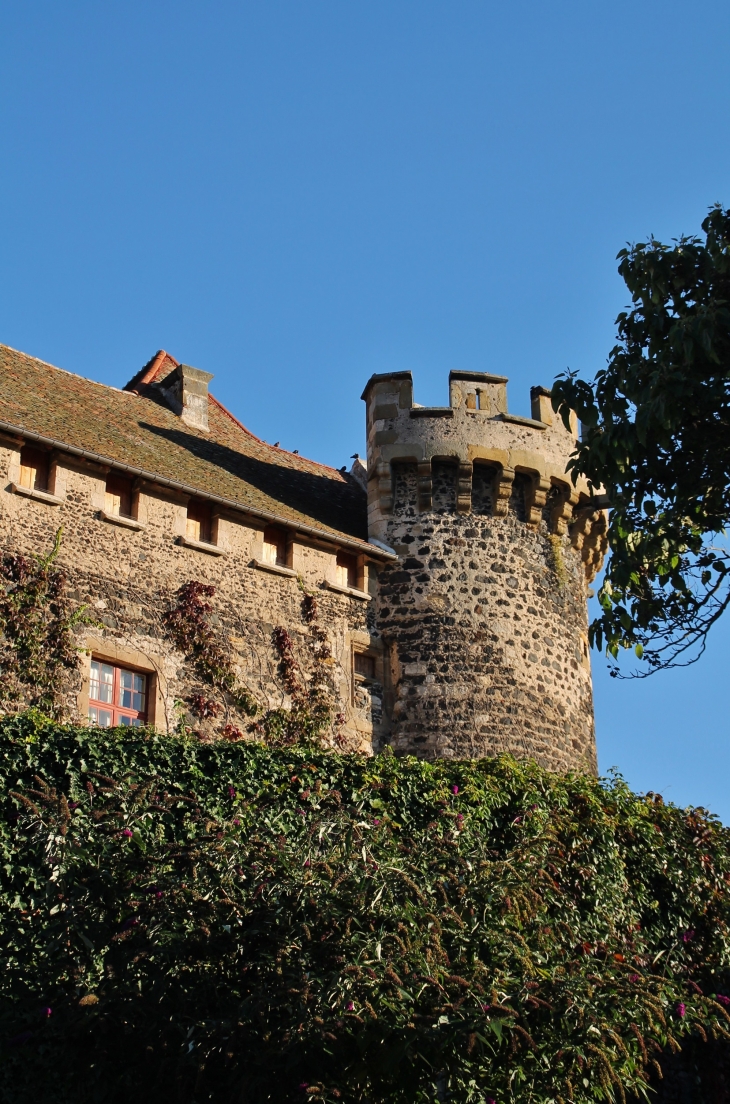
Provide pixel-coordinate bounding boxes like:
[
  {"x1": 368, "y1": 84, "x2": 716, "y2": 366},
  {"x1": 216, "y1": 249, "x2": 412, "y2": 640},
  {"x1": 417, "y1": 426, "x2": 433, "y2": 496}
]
[{"x1": 157, "y1": 364, "x2": 213, "y2": 432}]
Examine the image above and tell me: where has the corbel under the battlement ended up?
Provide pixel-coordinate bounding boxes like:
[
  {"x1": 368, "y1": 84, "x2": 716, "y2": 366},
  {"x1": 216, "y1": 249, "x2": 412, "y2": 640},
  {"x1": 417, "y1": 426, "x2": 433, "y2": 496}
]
[
  {"x1": 524, "y1": 473, "x2": 553, "y2": 529},
  {"x1": 570, "y1": 507, "x2": 609, "y2": 584},
  {"x1": 456, "y1": 461, "x2": 473, "y2": 514},
  {"x1": 493, "y1": 466, "x2": 516, "y2": 516}
]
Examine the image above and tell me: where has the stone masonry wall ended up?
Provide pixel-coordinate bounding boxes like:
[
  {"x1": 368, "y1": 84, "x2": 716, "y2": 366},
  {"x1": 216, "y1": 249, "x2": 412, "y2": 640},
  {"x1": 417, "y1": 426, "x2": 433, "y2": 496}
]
[
  {"x1": 362, "y1": 368, "x2": 604, "y2": 775},
  {"x1": 377, "y1": 461, "x2": 596, "y2": 773},
  {"x1": 0, "y1": 442, "x2": 385, "y2": 750}
]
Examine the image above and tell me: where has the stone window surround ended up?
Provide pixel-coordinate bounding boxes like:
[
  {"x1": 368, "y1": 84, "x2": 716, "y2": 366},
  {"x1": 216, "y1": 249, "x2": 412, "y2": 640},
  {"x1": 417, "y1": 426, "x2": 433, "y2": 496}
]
[
  {"x1": 323, "y1": 579, "x2": 372, "y2": 602},
  {"x1": 250, "y1": 557, "x2": 298, "y2": 579},
  {"x1": 9, "y1": 482, "x2": 64, "y2": 506},
  {"x1": 98, "y1": 509, "x2": 146, "y2": 531},
  {"x1": 77, "y1": 638, "x2": 166, "y2": 729},
  {"x1": 348, "y1": 630, "x2": 385, "y2": 705},
  {"x1": 176, "y1": 534, "x2": 228, "y2": 556}
]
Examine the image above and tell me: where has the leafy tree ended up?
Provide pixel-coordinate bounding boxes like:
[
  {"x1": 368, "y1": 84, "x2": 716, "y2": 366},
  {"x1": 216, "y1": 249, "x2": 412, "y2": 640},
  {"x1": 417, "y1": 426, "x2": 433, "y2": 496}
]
[{"x1": 552, "y1": 204, "x2": 730, "y2": 673}]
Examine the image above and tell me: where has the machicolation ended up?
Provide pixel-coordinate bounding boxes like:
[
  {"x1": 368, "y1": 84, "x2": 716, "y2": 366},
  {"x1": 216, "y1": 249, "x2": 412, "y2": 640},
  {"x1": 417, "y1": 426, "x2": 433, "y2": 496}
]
[{"x1": 363, "y1": 369, "x2": 607, "y2": 774}]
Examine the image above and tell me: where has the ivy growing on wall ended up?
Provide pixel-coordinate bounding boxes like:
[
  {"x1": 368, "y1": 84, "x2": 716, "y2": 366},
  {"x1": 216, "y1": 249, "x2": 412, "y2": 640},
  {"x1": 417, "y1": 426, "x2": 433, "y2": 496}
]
[
  {"x1": 163, "y1": 579, "x2": 260, "y2": 727},
  {"x1": 0, "y1": 528, "x2": 92, "y2": 717},
  {"x1": 163, "y1": 578, "x2": 341, "y2": 747},
  {"x1": 256, "y1": 587, "x2": 342, "y2": 747}
]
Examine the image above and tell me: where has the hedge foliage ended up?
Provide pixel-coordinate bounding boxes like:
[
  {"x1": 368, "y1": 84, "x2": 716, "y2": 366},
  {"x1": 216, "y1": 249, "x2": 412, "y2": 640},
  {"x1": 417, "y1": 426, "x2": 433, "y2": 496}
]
[{"x1": 1, "y1": 712, "x2": 729, "y2": 1103}]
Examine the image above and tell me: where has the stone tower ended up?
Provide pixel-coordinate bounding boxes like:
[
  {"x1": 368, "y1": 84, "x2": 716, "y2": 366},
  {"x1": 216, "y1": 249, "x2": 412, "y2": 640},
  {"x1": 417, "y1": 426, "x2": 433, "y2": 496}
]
[{"x1": 362, "y1": 370, "x2": 607, "y2": 774}]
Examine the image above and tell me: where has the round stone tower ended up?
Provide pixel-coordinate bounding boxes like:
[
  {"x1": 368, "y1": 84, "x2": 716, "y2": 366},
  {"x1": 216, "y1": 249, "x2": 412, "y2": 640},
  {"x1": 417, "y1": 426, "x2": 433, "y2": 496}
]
[{"x1": 362, "y1": 369, "x2": 608, "y2": 774}]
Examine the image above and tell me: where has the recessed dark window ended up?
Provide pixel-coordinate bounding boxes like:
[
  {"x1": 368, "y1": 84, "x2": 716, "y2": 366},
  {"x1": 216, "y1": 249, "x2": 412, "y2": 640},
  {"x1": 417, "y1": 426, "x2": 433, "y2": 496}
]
[
  {"x1": 186, "y1": 499, "x2": 212, "y2": 544},
  {"x1": 19, "y1": 446, "x2": 49, "y2": 492},
  {"x1": 263, "y1": 526, "x2": 288, "y2": 566},
  {"x1": 336, "y1": 551, "x2": 358, "y2": 589},
  {"x1": 105, "y1": 474, "x2": 133, "y2": 518},
  {"x1": 354, "y1": 652, "x2": 376, "y2": 680}
]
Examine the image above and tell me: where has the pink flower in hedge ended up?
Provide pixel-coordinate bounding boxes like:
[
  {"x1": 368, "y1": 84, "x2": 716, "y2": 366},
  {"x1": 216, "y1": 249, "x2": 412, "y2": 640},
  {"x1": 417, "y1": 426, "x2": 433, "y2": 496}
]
[
  {"x1": 303, "y1": 859, "x2": 311, "y2": 867},
  {"x1": 346, "y1": 1001, "x2": 355, "y2": 1011},
  {"x1": 717, "y1": 994, "x2": 730, "y2": 1006},
  {"x1": 228, "y1": 786, "x2": 236, "y2": 798},
  {"x1": 682, "y1": 930, "x2": 695, "y2": 943},
  {"x1": 486, "y1": 1098, "x2": 496, "y2": 1104},
  {"x1": 676, "y1": 1002, "x2": 686, "y2": 1018},
  {"x1": 155, "y1": 891, "x2": 163, "y2": 899},
  {"x1": 233, "y1": 818, "x2": 240, "y2": 826},
  {"x1": 122, "y1": 829, "x2": 133, "y2": 838},
  {"x1": 628, "y1": 974, "x2": 640, "y2": 983},
  {"x1": 481, "y1": 1004, "x2": 490, "y2": 1012},
  {"x1": 373, "y1": 818, "x2": 380, "y2": 826},
  {"x1": 41, "y1": 1007, "x2": 52, "y2": 1018},
  {"x1": 452, "y1": 785, "x2": 459, "y2": 795}
]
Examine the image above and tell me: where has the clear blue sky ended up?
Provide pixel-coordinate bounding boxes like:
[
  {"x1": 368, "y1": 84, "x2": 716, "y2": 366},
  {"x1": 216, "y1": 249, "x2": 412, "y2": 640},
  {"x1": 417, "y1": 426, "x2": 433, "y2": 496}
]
[{"x1": 1, "y1": 1, "x2": 729, "y2": 817}]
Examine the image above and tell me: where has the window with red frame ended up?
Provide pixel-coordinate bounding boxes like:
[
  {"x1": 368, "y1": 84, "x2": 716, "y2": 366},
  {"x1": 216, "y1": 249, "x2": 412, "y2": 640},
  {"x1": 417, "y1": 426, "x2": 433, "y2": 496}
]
[{"x1": 88, "y1": 660, "x2": 148, "y2": 727}]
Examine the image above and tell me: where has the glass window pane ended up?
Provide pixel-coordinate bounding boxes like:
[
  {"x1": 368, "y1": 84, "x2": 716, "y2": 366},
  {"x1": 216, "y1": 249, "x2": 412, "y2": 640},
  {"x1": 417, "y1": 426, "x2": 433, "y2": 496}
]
[
  {"x1": 99, "y1": 664, "x2": 113, "y2": 703},
  {"x1": 119, "y1": 668, "x2": 145, "y2": 712},
  {"x1": 119, "y1": 714, "x2": 133, "y2": 726},
  {"x1": 88, "y1": 705, "x2": 98, "y2": 723},
  {"x1": 98, "y1": 709, "x2": 112, "y2": 727}
]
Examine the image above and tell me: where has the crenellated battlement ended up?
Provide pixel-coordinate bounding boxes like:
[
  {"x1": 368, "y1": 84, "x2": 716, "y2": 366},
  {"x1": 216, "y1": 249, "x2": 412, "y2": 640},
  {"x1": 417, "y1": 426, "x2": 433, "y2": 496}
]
[
  {"x1": 361, "y1": 369, "x2": 605, "y2": 773},
  {"x1": 362, "y1": 370, "x2": 600, "y2": 570}
]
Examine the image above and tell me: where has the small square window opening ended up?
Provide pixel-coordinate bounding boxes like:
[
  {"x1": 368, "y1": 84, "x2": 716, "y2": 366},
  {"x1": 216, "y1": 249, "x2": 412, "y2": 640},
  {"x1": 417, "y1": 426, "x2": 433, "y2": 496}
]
[
  {"x1": 186, "y1": 499, "x2": 212, "y2": 544},
  {"x1": 336, "y1": 551, "x2": 358, "y2": 589},
  {"x1": 263, "y1": 526, "x2": 288, "y2": 566},
  {"x1": 19, "y1": 446, "x2": 49, "y2": 492},
  {"x1": 354, "y1": 652, "x2": 376, "y2": 680},
  {"x1": 105, "y1": 474, "x2": 133, "y2": 518}
]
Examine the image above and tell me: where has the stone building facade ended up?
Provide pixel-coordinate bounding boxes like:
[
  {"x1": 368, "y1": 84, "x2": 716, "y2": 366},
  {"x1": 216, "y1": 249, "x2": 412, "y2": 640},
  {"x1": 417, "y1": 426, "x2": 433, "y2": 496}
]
[{"x1": 0, "y1": 343, "x2": 606, "y2": 771}]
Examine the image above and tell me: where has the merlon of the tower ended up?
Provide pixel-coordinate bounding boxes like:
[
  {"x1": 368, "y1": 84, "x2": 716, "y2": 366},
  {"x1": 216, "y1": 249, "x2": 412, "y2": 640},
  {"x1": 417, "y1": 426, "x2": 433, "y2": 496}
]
[{"x1": 362, "y1": 368, "x2": 606, "y2": 583}]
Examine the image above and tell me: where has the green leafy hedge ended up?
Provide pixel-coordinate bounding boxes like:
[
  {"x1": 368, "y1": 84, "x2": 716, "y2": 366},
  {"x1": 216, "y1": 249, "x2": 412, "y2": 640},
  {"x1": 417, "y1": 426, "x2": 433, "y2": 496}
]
[{"x1": 0, "y1": 712, "x2": 729, "y2": 1103}]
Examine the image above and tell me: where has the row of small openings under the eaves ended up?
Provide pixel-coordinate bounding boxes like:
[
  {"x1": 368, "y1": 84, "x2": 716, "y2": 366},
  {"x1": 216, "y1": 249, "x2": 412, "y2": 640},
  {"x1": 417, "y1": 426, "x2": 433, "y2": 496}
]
[{"x1": 16, "y1": 445, "x2": 363, "y2": 588}]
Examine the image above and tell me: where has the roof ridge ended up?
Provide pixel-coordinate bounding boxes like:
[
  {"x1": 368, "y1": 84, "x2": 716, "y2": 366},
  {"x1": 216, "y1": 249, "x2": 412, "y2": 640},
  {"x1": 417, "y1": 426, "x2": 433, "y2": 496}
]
[
  {"x1": 124, "y1": 349, "x2": 181, "y2": 392},
  {"x1": 209, "y1": 393, "x2": 347, "y2": 479},
  {"x1": 208, "y1": 393, "x2": 264, "y2": 442}
]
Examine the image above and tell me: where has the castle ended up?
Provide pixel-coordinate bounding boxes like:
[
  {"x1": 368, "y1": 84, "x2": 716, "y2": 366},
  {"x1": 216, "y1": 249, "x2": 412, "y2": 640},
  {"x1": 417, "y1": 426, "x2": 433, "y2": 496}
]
[{"x1": 0, "y1": 343, "x2": 607, "y2": 772}]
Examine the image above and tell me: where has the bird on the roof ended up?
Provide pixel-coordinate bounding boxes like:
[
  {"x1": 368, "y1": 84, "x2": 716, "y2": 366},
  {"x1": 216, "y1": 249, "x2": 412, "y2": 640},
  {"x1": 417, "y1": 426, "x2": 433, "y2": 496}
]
[
  {"x1": 273, "y1": 441, "x2": 280, "y2": 447},
  {"x1": 293, "y1": 450, "x2": 299, "y2": 454},
  {"x1": 351, "y1": 453, "x2": 360, "y2": 459}
]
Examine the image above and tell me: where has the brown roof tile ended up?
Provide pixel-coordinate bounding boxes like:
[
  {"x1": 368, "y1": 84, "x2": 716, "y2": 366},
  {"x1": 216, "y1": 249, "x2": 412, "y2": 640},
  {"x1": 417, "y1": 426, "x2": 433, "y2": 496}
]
[{"x1": 0, "y1": 344, "x2": 370, "y2": 549}]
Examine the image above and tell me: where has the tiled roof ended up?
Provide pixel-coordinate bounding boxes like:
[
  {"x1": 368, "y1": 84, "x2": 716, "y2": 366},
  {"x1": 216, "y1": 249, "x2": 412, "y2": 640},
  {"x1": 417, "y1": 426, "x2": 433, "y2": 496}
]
[{"x1": 0, "y1": 343, "x2": 371, "y2": 550}]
